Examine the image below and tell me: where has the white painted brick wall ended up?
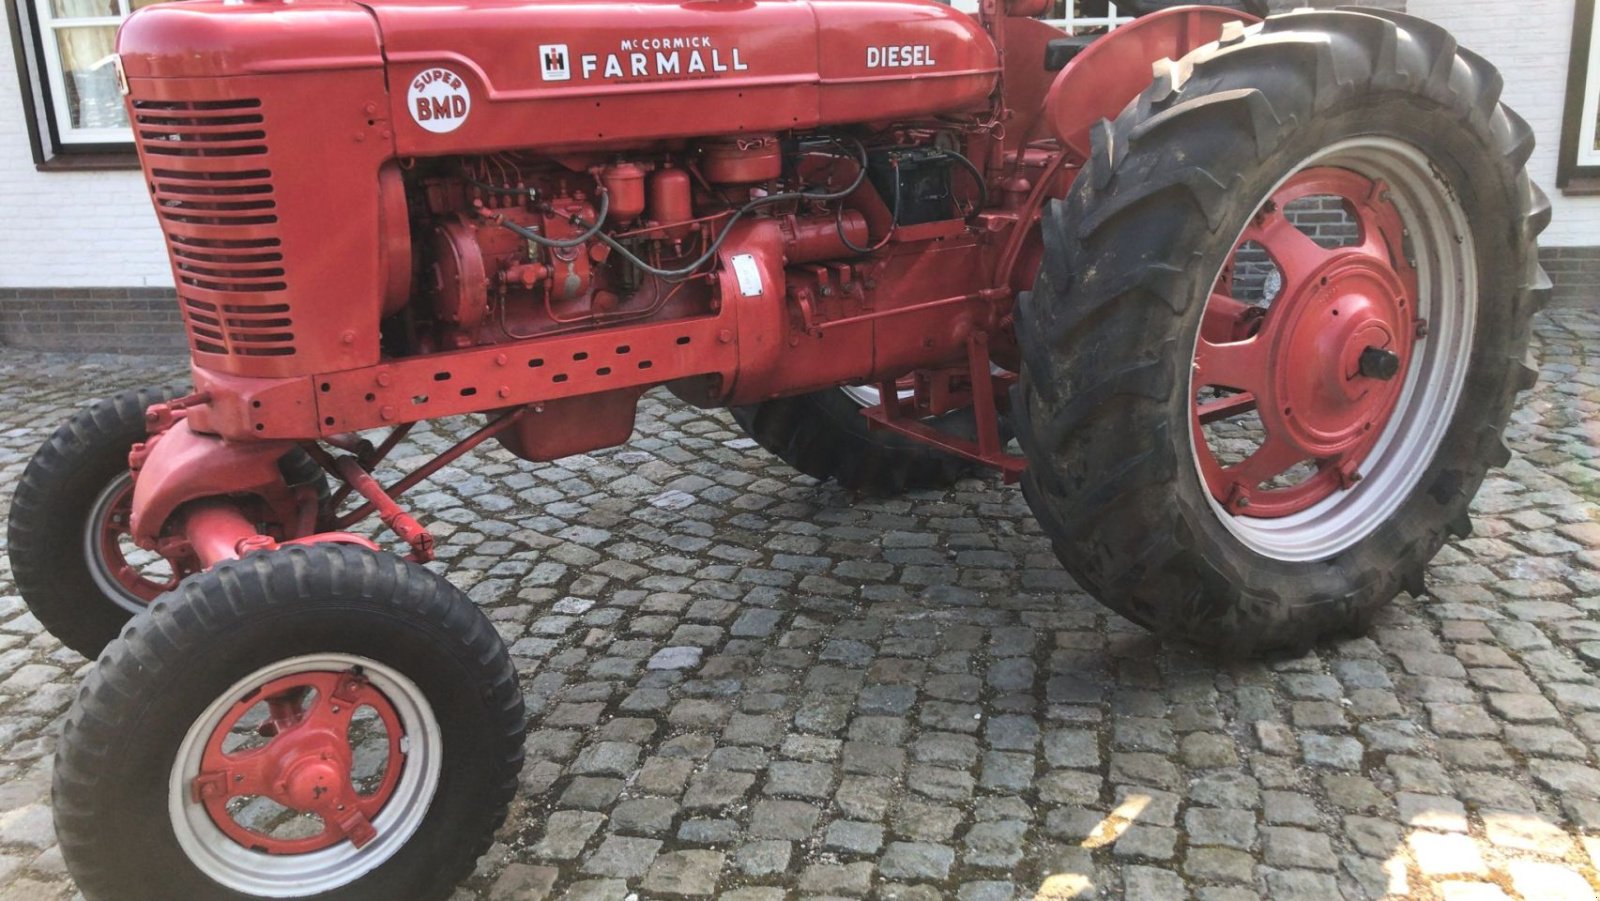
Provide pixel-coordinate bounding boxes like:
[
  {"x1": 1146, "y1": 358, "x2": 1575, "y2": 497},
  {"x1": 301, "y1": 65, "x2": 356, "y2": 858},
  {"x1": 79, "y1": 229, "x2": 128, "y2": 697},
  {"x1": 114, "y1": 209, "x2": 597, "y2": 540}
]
[
  {"x1": 0, "y1": 1, "x2": 1592, "y2": 291},
  {"x1": 1410, "y1": 0, "x2": 1598, "y2": 247},
  {"x1": 0, "y1": 31, "x2": 172, "y2": 289}
]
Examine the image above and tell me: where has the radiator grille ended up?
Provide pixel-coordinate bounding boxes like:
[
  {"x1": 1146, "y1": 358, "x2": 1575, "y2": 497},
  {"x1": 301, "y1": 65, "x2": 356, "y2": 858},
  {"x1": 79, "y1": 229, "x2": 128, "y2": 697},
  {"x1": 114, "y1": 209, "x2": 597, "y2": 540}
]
[{"x1": 133, "y1": 98, "x2": 294, "y2": 358}]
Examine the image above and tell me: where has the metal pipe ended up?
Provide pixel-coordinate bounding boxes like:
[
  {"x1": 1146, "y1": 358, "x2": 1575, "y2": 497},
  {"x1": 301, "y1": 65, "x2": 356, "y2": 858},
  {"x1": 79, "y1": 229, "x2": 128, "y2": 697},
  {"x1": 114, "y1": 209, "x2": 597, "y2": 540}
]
[
  {"x1": 814, "y1": 290, "x2": 1001, "y2": 330},
  {"x1": 182, "y1": 501, "x2": 266, "y2": 569},
  {"x1": 331, "y1": 411, "x2": 524, "y2": 531},
  {"x1": 332, "y1": 456, "x2": 435, "y2": 561}
]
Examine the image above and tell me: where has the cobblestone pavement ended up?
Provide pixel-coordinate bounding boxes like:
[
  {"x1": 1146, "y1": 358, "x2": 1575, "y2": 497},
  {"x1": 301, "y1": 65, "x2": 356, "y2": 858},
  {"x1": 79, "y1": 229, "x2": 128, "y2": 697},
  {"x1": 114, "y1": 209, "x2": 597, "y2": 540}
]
[{"x1": 0, "y1": 310, "x2": 1594, "y2": 901}]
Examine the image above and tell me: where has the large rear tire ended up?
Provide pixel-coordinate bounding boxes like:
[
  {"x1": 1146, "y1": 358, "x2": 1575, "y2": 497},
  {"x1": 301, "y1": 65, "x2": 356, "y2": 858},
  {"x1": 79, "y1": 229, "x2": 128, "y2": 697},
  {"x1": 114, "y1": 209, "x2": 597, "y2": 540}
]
[
  {"x1": 53, "y1": 543, "x2": 526, "y2": 901},
  {"x1": 1013, "y1": 9, "x2": 1548, "y2": 654}
]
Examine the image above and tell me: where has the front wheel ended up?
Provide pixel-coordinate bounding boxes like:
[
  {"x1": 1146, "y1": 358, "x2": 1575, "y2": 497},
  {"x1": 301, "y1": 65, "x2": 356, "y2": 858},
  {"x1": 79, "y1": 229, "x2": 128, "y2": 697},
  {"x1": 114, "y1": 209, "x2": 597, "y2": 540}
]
[
  {"x1": 53, "y1": 544, "x2": 526, "y2": 901},
  {"x1": 9, "y1": 386, "x2": 330, "y2": 659},
  {"x1": 1014, "y1": 9, "x2": 1548, "y2": 654}
]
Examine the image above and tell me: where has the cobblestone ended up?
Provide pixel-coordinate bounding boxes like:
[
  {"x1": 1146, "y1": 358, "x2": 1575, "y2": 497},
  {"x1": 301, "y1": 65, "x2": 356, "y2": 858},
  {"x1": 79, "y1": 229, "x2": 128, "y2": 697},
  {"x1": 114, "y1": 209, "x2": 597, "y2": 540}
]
[{"x1": 0, "y1": 310, "x2": 1591, "y2": 898}]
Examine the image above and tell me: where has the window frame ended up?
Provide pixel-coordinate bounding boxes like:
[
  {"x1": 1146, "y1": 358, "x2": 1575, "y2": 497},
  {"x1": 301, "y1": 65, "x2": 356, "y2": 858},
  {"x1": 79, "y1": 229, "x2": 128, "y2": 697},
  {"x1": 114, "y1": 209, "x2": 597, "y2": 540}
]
[
  {"x1": 6, "y1": 0, "x2": 144, "y2": 165},
  {"x1": 1561, "y1": 0, "x2": 1600, "y2": 193}
]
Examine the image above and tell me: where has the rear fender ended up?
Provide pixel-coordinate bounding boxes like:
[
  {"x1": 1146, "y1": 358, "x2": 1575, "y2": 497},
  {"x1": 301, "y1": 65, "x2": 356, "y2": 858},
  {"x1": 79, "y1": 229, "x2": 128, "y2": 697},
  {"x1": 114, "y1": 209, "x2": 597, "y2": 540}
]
[{"x1": 1043, "y1": 6, "x2": 1260, "y2": 161}]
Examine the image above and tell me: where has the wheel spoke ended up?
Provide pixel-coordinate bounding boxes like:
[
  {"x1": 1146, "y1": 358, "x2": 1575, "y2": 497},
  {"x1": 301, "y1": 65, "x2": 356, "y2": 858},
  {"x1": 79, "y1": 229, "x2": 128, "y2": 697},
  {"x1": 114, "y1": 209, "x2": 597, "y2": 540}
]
[
  {"x1": 193, "y1": 746, "x2": 277, "y2": 801},
  {"x1": 331, "y1": 809, "x2": 379, "y2": 849},
  {"x1": 1197, "y1": 391, "x2": 1257, "y2": 424},
  {"x1": 1225, "y1": 433, "x2": 1311, "y2": 491},
  {"x1": 1194, "y1": 334, "x2": 1269, "y2": 394},
  {"x1": 1245, "y1": 211, "x2": 1337, "y2": 292},
  {"x1": 1201, "y1": 292, "x2": 1258, "y2": 343}
]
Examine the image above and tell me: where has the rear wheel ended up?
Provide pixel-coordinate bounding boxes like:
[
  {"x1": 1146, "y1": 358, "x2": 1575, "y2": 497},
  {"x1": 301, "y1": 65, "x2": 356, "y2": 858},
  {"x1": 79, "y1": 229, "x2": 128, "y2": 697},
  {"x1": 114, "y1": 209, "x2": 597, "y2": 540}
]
[
  {"x1": 1013, "y1": 9, "x2": 1548, "y2": 654},
  {"x1": 733, "y1": 385, "x2": 981, "y2": 495},
  {"x1": 53, "y1": 543, "x2": 525, "y2": 901}
]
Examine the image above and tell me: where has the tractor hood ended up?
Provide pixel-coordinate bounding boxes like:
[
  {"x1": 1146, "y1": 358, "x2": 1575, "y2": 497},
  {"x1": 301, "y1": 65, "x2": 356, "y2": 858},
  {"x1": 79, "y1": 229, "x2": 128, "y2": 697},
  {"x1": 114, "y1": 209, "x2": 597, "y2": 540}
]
[{"x1": 118, "y1": 0, "x2": 1000, "y2": 153}]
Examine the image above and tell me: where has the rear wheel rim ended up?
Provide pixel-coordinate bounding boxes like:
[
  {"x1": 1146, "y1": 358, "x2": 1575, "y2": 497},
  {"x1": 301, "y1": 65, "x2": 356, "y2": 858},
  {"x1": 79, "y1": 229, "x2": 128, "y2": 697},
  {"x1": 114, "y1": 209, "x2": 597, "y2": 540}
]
[
  {"x1": 83, "y1": 472, "x2": 181, "y2": 612},
  {"x1": 839, "y1": 380, "x2": 915, "y2": 408},
  {"x1": 168, "y1": 653, "x2": 441, "y2": 897},
  {"x1": 1189, "y1": 137, "x2": 1476, "y2": 562}
]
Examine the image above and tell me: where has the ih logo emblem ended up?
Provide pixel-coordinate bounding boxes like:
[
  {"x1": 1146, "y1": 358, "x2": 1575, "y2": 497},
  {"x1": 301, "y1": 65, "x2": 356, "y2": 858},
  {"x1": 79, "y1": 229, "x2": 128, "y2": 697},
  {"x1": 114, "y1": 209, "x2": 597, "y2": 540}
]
[
  {"x1": 407, "y1": 66, "x2": 471, "y2": 134},
  {"x1": 539, "y1": 44, "x2": 572, "y2": 81}
]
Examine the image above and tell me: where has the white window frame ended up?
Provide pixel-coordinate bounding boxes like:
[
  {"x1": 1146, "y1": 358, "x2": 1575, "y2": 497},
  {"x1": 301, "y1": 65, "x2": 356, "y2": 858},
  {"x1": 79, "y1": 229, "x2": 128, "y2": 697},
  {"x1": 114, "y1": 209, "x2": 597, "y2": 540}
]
[
  {"x1": 33, "y1": 0, "x2": 140, "y2": 145},
  {"x1": 1561, "y1": 0, "x2": 1600, "y2": 188},
  {"x1": 1042, "y1": 0, "x2": 1135, "y2": 33},
  {"x1": 946, "y1": 0, "x2": 1135, "y2": 32},
  {"x1": 1577, "y1": 1, "x2": 1600, "y2": 169}
]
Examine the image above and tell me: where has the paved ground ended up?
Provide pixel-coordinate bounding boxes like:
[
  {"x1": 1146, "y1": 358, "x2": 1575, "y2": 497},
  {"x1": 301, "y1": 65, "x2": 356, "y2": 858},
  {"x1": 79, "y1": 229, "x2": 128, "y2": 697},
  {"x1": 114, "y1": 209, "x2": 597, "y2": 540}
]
[{"x1": 0, "y1": 310, "x2": 1594, "y2": 900}]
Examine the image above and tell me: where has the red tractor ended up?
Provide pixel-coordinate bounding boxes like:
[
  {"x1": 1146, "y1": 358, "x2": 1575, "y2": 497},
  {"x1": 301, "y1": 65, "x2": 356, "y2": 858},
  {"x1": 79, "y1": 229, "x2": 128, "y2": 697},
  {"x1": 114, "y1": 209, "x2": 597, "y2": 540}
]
[{"x1": 9, "y1": 0, "x2": 1544, "y2": 895}]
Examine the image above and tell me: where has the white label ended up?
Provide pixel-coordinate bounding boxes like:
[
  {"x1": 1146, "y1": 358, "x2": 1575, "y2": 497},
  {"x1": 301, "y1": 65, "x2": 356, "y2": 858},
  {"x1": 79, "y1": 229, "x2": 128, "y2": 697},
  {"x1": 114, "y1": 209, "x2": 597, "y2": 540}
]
[
  {"x1": 543, "y1": 36, "x2": 748, "y2": 83},
  {"x1": 539, "y1": 44, "x2": 572, "y2": 81},
  {"x1": 730, "y1": 254, "x2": 764, "y2": 297},
  {"x1": 407, "y1": 67, "x2": 471, "y2": 133},
  {"x1": 865, "y1": 44, "x2": 937, "y2": 68}
]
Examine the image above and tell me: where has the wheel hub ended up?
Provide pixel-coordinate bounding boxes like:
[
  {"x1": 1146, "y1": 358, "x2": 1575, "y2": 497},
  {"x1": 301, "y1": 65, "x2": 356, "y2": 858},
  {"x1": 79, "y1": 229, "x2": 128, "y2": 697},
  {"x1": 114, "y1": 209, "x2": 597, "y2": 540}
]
[
  {"x1": 277, "y1": 746, "x2": 347, "y2": 810},
  {"x1": 1191, "y1": 166, "x2": 1420, "y2": 518},
  {"x1": 192, "y1": 669, "x2": 402, "y2": 855},
  {"x1": 1270, "y1": 255, "x2": 1410, "y2": 459}
]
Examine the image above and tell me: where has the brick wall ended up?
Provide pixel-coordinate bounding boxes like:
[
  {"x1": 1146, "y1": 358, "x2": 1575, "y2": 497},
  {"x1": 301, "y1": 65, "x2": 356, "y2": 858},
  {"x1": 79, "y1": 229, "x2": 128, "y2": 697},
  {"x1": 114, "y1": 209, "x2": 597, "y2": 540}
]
[
  {"x1": 1542, "y1": 247, "x2": 1600, "y2": 309},
  {"x1": 0, "y1": 289, "x2": 185, "y2": 355}
]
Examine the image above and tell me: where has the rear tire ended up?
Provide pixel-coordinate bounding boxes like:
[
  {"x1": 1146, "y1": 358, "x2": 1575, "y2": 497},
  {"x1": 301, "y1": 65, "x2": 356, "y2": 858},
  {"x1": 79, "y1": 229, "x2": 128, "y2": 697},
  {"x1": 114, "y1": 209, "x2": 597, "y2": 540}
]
[
  {"x1": 1013, "y1": 10, "x2": 1548, "y2": 654},
  {"x1": 53, "y1": 543, "x2": 526, "y2": 901},
  {"x1": 733, "y1": 387, "x2": 980, "y2": 495}
]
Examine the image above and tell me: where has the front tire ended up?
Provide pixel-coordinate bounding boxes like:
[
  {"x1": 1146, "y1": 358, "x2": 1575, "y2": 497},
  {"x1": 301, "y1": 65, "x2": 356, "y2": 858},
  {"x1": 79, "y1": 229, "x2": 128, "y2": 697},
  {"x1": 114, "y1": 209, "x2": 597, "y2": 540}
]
[
  {"x1": 9, "y1": 385, "x2": 184, "y2": 658},
  {"x1": 53, "y1": 544, "x2": 526, "y2": 901},
  {"x1": 1014, "y1": 9, "x2": 1548, "y2": 654},
  {"x1": 9, "y1": 386, "x2": 330, "y2": 659}
]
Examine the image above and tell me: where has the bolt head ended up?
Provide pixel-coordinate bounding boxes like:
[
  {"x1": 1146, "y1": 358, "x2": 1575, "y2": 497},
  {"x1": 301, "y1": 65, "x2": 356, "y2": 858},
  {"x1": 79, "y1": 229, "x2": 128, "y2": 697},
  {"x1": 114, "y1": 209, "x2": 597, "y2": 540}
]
[{"x1": 1358, "y1": 346, "x2": 1401, "y2": 381}]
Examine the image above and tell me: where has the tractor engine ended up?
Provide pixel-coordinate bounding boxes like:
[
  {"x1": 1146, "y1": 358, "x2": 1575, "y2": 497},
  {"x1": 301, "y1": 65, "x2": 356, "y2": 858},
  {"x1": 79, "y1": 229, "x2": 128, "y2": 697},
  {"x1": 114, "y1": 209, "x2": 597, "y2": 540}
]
[
  {"x1": 401, "y1": 135, "x2": 958, "y2": 458},
  {"x1": 116, "y1": 0, "x2": 1014, "y2": 461},
  {"x1": 413, "y1": 138, "x2": 878, "y2": 356}
]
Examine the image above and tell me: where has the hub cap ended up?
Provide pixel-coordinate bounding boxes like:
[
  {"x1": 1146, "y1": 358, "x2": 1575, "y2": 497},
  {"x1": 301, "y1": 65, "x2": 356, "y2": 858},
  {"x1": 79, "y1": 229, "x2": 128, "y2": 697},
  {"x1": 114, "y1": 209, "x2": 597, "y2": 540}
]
[
  {"x1": 1190, "y1": 139, "x2": 1476, "y2": 561},
  {"x1": 169, "y1": 654, "x2": 441, "y2": 897}
]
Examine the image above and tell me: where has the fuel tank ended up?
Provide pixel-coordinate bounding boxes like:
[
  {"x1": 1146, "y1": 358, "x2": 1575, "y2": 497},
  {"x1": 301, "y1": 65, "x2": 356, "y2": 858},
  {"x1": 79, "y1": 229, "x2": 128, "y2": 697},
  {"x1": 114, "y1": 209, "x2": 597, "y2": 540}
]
[{"x1": 119, "y1": 0, "x2": 1000, "y2": 155}]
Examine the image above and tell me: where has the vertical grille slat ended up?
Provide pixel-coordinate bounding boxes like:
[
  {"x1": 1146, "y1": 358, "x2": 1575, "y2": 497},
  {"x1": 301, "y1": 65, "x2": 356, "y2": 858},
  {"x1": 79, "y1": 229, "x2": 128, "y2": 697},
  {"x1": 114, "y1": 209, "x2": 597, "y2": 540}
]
[{"x1": 134, "y1": 98, "x2": 295, "y2": 360}]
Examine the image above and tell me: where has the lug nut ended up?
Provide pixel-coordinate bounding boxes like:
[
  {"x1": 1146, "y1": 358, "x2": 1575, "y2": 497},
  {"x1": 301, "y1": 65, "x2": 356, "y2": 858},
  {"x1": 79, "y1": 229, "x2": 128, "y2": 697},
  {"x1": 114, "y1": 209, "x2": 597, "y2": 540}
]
[{"x1": 1358, "y1": 346, "x2": 1401, "y2": 381}]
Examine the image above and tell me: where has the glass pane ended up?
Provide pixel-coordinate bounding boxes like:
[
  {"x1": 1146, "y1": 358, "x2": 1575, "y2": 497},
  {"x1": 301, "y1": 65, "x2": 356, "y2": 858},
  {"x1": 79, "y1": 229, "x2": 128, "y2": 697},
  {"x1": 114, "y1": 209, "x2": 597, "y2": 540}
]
[
  {"x1": 49, "y1": 0, "x2": 117, "y2": 19},
  {"x1": 54, "y1": 27, "x2": 126, "y2": 130},
  {"x1": 129, "y1": 0, "x2": 179, "y2": 10}
]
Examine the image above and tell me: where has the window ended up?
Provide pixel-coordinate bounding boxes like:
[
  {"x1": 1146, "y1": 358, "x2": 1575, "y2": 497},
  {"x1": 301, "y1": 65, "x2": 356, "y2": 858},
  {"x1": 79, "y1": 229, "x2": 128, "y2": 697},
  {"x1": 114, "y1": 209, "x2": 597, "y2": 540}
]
[
  {"x1": 7, "y1": 0, "x2": 176, "y2": 161},
  {"x1": 947, "y1": 0, "x2": 1137, "y2": 30},
  {"x1": 1042, "y1": 0, "x2": 1135, "y2": 32},
  {"x1": 1562, "y1": 0, "x2": 1600, "y2": 191}
]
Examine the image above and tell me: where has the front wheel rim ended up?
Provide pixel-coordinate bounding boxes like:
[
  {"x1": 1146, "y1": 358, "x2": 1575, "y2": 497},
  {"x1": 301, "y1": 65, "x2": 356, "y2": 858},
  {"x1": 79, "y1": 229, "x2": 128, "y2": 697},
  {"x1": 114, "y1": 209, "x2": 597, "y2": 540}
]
[
  {"x1": 168, "y1": 653, "x2": 442, "y2": 898},
  {"x1": 83, "y1": 472, "x2": 182, "y2": 613},
  {"x1": 1189, "y1": 137, "x2": 1477, "y2": 562}
]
